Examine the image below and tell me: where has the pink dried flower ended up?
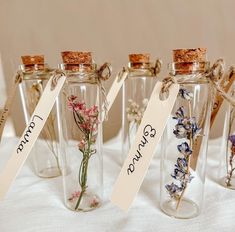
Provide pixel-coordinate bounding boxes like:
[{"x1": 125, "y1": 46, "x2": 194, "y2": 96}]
[
  {"x1": 78, "y1": 139, "x2": 86, "y2": 151},
  {"x1": 68, "y1": 191, "x2": 81, "y2": 201},
  {"x1": 68, "y1": 95, "x2": 100, "y2": 143},
  {"x1": 68, "y1": 95, "x2": 86, "y2": 111},
  {"x1": 90, "y1": 197, "x2": 99, "y2": 208}
]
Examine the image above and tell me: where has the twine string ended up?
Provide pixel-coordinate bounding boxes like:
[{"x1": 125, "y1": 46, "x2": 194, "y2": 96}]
[
  {"x1": 15, "y1": 71, "x2": 23, "y2": 84},
  {"x1": 153, "y1": 59, "x2": 162, "y2": 75},
  {"x1": 97, "y1": 63, "x2": 112, "y2": 120},
  {"x1": 50, "y1": 69, "x2": 66, "y2": 91},
  {"x1": 160, "y1": 59, "x2": 235, "y2": 106}
]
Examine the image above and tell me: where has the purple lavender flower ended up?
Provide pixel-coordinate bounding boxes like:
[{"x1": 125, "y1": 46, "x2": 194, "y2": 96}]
[
  {"x1": 173, "y1": 106, "x2": 185, "y2": 120},
  {"x1": 171, "y1": 168, "x2": 186, "y2": 181},
  {"x1": 173, "y1": 123, "x2": 188, "y2": 138},
  {"x1": 176, "y1": 157, "x2": 187, "y2": 169},
  {"x1": 173, "y1": 117, "x2": 201, "y2": 140},
  {"x1": 178, "y1": 88, "x2": 193, "y2": 100},
  {"x1": 166, "y1": 89, "x2": 199, "y2": 201},
  {"x1": 229, "y1": 134, "x2": 235, "y2": 146},
  {"x1": 190, "y1": 117, "x2": 202, "y2": 139},
  {"x1": 165, "y1": 183, "x2": 182, "y2": 199},
  {"x1": 177, "y1": 142, "x2": 192, "y2": 157}
]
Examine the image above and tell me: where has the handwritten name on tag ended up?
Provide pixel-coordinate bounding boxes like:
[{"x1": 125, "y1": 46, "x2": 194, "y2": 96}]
[
  {"x1": 0, "y1": 73, "x2": 66, "y2": 200},
  {"x1": 111, "y1": 82, "x2": 179, "y2": 212}
]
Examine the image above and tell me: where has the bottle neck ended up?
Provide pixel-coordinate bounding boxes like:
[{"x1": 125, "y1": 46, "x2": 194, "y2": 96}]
[
  {"x1": 127, "y1": 62, "x2": 156, "y2": 77},
  {"x1": 60, "y1": 63, "x2": 99, "y2": 84},
  {"x1": 19, "y1": 64, "x2": 52, "y2": 80},
  {"x1": 168, "y1": 62, "x2": 210, "y2": 76}
]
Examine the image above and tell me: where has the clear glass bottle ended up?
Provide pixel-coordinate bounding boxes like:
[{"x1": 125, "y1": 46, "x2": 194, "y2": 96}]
[
  {"x1": 160, "y1": 48, "x2": 212, "y2": 219},
  {"x1": 58, "y1": 51, "x2": 107, "y2": 212},
  {"x1": 19, "y1": 55, "x2": 61, "y2": 178},
  {"x1": 122, "y1": 54, "x2": 159, "y2": 163},
  {"x1": 218, "y1": 86, "x2": 235, "y2": 189}
]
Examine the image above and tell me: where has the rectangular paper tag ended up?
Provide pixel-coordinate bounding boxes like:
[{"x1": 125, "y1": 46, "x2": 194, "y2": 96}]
[
  {"x1": 110, "y1": 82, "x2": 179, "y2": 212},
  {"x1": 0, "y1": 74, "x2": 66, "y2": 200},
  {"x1": 210, "y1": 68, "x2": 235, "y2": 127},
  {"x1": 106, "y1": 70, "x2": 128, "y2": 113}
]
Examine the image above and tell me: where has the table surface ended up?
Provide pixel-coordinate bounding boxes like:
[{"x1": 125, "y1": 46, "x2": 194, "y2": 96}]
[{"x1": 0, "y1": 136, "x2": 234, "y2": 232}]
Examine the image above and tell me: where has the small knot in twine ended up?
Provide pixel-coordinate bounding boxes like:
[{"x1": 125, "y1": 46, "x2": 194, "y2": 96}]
[
  {"x1": 153, "y1": 59, "x2": 162, "y2": 75},
  {"x1": 51, "y1": 69, "x2": 66, "y2": 91}
]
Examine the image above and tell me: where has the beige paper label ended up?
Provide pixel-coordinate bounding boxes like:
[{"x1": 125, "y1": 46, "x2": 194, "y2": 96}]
[
  {"x1": 0, "y1": 75, "x2": 21, "y2": 142},
  {"x1": 106, "y1": 69, "x2": 128, "y2": 113},
  {"x1": 110, "y1": 82, "x2": 179, "y2": 212},
  {"x1": 0, "y1": 74, "x2": 66, "y2": 200},
  {"x1": 211, "y1": 69, "x2": 235, "y2": 128}
]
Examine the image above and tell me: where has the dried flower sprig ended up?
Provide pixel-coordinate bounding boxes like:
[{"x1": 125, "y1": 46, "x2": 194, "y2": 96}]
[
  {"x1": 126, "y1": 98, "x2": 148, "y2": 125},
  {"x1": 126, "y1": 98, "x2": 148, "y2": 145},
  {"x1": 226, "y1": 134, "x2": 235, "y2": 187},
  {"x1": 67, "y1": 95, "x2": 100, "y2": 210},
  {"x1": 28, "y1": 81, "x2": 61, "y2": 174},
  {"x1": 166, "y1": 88, "x2": 201, "y2": 209}
]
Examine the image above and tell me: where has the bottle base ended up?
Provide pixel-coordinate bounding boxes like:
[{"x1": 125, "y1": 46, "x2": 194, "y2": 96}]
[
  {"x1": 221, "y1": 176, "x2": 235, "y2": 190},
  {"x1": 66, "y1": 192, "x2": 101, "y2": 212},
  {"x1": 161, "y1": 198, "x2": 200, "y2": 219},
  {"x1": 38, "y1": 167, "x2": 61, "y2": 178}
]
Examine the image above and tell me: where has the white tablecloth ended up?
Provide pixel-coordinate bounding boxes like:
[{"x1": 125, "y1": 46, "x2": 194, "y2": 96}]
[{"x1": 0, "y1": 136, "x2": 234, "y2": 232}]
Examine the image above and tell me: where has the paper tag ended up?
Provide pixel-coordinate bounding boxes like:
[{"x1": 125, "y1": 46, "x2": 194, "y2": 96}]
[
  {"x1": 211, "y1": 69, "x2": 235, "y2": 127},
  {"x1": 110, "y1": 82, "x2": 179, "y2": 211},
  {"x1": 0, "y1": 75, "x2": 21, "y2": 142},
  {"x1": 0, "y1": 74, "x2": 66, "y2": 200},
  {"x1": 106, "y1": 69, "x2": 128, "y2": 113}
]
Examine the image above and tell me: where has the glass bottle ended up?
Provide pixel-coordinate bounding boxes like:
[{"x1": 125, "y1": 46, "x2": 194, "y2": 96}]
[
  {"x1": 218, "y1": 86, "x2": 235, "y2": 189},
  {"x1": 58, "y1": 51, "x2": 108, "y2": 212},
  {"x1": 160, "y1": 48, "x2": 212, "y2": 219},
  {"x1": 122, "y1": 54, "x2": 159, "y2": 163},
  {"x1": 19, "y1": 55, "x2": 61, "y2": 178}
]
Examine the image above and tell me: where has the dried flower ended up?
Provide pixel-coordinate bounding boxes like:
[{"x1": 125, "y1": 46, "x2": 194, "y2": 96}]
[
  {"x1": 178, "y1": 88, "x2": 193, "y2": 100},
  {"x1": 68, "y1": 96, "x2": 99, "y2": 135},
  {"x1": 126, "y1": 98, "x2": 148, "y2": 125},
  {"x1": 177, "y1": 142, "x2": 192, "y2": 157},
  {"x1": 67, "y1": 95, "x2": 100, "y2": 210},
  {"x1": 166, "y1": 89, "x2": 199, "y2": 204},
  {"x1": 165, "y1": 183, "x2": 182, "y2": 199},
  {"x1": 90, "y1": 196, "x2": 100, "y2": 208},
  {"x1": 68, "y1": 191, "x2": 81, "y2": 202},
  {"x1": 226, "y1": 134, "x2": 235, "y2": 187},
  {"x1": 78, "y1": 139, "x2": 86, "y2": 151},
  {"x1": 229, "y1": 135, "x2": 235, "y2": 146},
  {"x1": 173, "y1": 107, "x2": 201, "y2": 140}
]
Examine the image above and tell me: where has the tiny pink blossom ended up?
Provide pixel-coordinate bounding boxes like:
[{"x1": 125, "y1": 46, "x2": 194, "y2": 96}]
[
  {"x1": 68, "y1": 191, "x2": 81, "y2": 201},
  {"x1": 78, "y1": 139, "x2": 86, "y2": 151},
  {"x1": 90, "y1": 197, "x2": 99, "y2": 208}
]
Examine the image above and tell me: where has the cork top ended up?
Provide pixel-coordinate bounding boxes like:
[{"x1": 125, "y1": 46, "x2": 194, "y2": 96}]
[
  {"x1": 21, "y1": 55, "x2": 44, "y2": 65},
  {"x1": 129, "y1": 53, "x2": 150, "y2": 63},
  {"x1": 170, "y1": 48, "x2": 208, "y2": 75},
  {"x1": 21, "y1": 55, "x2": 45, "y2": 72},
  {"x1": 173, "y1": 48, "x2": 207, "y2": 63},
  {"x1": 61, "y1": 51, "x2": 92, "y2": 64},
  {"x1": 61, "y1": 51, "x2": 93, "y2": 71}
]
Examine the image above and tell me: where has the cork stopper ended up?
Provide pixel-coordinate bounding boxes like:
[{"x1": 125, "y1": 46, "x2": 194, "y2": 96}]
[
  {"x1": 129, "y1": 53, "x2": 150, "y2": 64},
  {"x1": 21, "y1": 55, "x2": 45, "y2": 71},
  {"x1": 173, "y1": 48, "x2": 207, "y2": 63},
  {"x1": 61, "y1": 51, "x2": 93, "y2": 71},
  {"x1": 171, "y1": 48, "x2": 207, "y2": 74},
  {"x1": 128, "y1": 53, "x2": 151, "y2": 69}
]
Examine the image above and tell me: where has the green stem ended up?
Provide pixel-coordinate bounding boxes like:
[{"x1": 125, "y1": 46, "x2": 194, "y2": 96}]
[{"x1": 74, "y1": 138, "x2": 92, "y2": 210}]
